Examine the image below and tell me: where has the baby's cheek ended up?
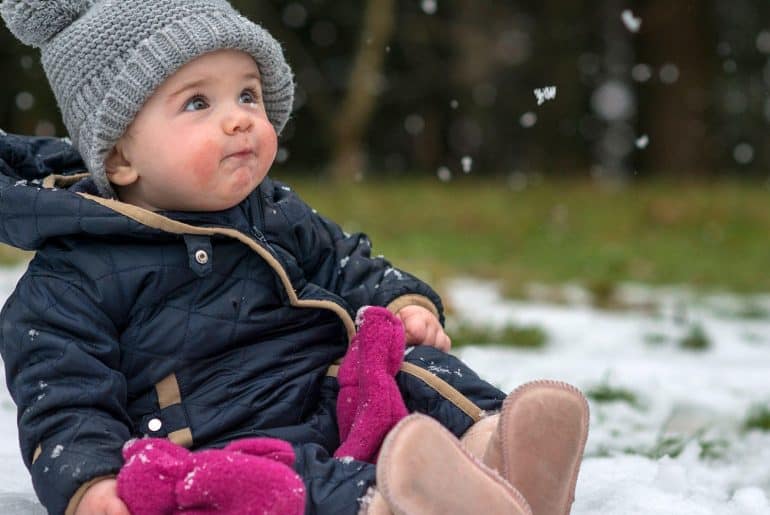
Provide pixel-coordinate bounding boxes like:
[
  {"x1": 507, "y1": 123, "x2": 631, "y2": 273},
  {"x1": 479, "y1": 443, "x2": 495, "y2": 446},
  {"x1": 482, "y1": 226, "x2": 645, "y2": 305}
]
[{"x1": 187, "y1": 139, "x2": 221, "y2": 188}]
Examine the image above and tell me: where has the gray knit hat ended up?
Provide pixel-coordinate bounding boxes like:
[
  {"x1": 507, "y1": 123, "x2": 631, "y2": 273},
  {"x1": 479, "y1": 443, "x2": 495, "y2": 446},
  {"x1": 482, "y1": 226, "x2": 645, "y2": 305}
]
[{"x1": 1, "y1": 0, "x2": 294, "y2": 197}]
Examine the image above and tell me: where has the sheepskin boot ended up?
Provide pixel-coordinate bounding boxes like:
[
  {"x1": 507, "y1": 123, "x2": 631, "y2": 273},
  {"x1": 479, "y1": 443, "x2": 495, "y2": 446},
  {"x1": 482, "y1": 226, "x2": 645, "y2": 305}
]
[
  {"x1": 367, "y1": 413, "x2": 532, "y2": 515},
  {"x1": 461, "y1": 380, "x2": 589, "y2": 515}
]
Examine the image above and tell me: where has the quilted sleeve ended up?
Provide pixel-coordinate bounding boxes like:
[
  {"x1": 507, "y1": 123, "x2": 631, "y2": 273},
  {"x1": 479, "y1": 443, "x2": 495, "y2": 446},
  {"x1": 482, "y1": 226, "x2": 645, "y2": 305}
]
[
  {"x1": 0, "y1": 271, "x2": 131, "y2": 515},
  {"x1": 271, "y1": 181, "x2": 444, "y2": 323}
]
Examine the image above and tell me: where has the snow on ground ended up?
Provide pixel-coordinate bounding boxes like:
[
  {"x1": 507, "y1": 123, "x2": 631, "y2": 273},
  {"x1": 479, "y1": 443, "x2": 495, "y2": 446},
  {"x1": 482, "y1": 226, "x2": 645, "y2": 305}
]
[
  {"x1": 0, "y1": 266, "x2": 768, "y2": 514},
  {"x1": 448, "y1": 278, "x2": 770, "y2": 515}
]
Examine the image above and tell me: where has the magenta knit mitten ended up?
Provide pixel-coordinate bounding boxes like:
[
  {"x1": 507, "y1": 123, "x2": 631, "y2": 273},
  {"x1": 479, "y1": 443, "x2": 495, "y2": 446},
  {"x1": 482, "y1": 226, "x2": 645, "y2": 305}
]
[
  {"x1": 117, "y1": 437, "x2": 305, "y2": 515},
  {"x1": 334, "y1": 306, "x2": 409, "y2": 463}
]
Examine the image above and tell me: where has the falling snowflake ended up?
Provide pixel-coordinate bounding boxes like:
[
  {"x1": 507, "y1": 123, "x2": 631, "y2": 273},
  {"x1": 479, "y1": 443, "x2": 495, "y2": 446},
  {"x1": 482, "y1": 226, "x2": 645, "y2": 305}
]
[
  {"x1": 534, "y1": 86, "x2": 557, "y2": 106},
  {"x1": 621, "y1": 10, "x2": 642, "y2": 33},
  {"x1": 450, "y1": 99, "x2": 459, "y2": 109},
  {"x1": 421, "y1": 0, "x2": 437, "y2": 15},
  {"x1": 520, "y1": 112, "x2": 538, "y2": 128},
  {"x1": 461, "y1": 156, "x2": 473, "y2": 174},
  {"x1": 437, "y1": 166, "x2": 452, "y2": 182},
  {"x1": 635, "y1": 135, "x2": 650, "y2": 149},
  {"x1": 734, "y1": 143, "x2": 754, "y2": 165}
]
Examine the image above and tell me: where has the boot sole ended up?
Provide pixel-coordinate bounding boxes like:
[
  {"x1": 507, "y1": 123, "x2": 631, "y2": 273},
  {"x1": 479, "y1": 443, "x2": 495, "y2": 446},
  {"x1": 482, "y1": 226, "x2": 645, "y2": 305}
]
[
  {"x1": 498, "y1": 380, "x2": 590, "y2": 515},
  {"x1": 377, "y1": 414, "x2": 532, "y2": 515}
]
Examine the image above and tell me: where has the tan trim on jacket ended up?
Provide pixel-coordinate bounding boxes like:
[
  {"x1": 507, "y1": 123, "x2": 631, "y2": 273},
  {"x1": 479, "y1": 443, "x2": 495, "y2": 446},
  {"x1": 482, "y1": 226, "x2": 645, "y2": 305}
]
[
  {"x1": 64, "y1": 475, "x2": 116, "y2": 515},
  {"x1": 42, "y1": 172, "x2": 89, "y2": 189},
  {"x1": 155, "y1": 373, "x2": 194, "y2": 447},
  {"x1": 386, "y1": 294, "x2": 440, "y2": 319},
  {"x1": 399, "y1": 362, "x2": 483, "y2": 422}
]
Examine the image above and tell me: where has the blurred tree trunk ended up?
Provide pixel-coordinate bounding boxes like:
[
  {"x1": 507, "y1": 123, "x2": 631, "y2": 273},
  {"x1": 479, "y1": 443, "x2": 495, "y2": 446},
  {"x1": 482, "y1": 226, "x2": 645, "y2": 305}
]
[
  {"x1": 637, "y1": 1, "x2": 717, "y2": 176},
  {"x1": 328, "y1": 0, "x2": 395, "y2": 182}
]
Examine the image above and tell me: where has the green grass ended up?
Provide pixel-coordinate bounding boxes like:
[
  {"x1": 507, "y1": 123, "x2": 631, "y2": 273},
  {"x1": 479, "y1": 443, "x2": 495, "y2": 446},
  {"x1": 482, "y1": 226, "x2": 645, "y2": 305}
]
[
  {"x1": 642, "y1": 433, "x2": 728, "y2": 460},
  {"x1": 744, "y1": 403, "x2": 770, "y2": 431},
  {"x1": 449, "y1": 322, "x2": 548, "y2": 349},
  {"x1": 585, "y1": 382, "x2": 640, "y2": 407},
  {"x1": 679, "y1": 323, "x2": 712, "y2": 351},
  {"x1": 4, "y1": 176, "x2": 770, "y2": 297},
  {"x1": 282, "y1": 176, "x2": 770, "y2": 297}
]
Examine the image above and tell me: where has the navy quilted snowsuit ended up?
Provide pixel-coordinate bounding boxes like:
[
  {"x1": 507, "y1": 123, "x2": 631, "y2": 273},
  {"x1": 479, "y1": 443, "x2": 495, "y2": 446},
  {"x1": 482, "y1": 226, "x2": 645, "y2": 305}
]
[{"x1": 0, "y1": 134, "x2": 505, "y2": 515}]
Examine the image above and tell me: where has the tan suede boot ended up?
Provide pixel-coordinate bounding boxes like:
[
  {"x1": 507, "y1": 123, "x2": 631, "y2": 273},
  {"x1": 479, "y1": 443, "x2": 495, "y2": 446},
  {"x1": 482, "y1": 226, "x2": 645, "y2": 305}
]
[
  {"x1": 482, "y1": 380, "x2": 590, "y2": 515},
  {"x1": 374, "y1": 413, "x2": 532, "y2": 515},
  {"x1": 460, "y1": 413, "x2": 500, "y2": 459}
]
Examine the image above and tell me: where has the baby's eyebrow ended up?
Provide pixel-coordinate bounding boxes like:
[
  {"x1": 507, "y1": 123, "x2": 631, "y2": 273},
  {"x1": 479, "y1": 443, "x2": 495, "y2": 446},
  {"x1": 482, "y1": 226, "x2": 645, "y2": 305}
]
[{"x1": 167, "y1": 78, "x2": 209, "y2": 101}]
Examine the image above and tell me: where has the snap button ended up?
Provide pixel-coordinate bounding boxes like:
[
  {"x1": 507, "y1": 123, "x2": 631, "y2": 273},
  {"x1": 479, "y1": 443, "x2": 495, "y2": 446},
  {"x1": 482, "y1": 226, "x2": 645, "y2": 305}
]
[
  {"x1": 194, "y1": 250, "x2": 209, "y2": 265},
  {"x1": 148, "y1": 418, "x2": 163, "y2": 432}
]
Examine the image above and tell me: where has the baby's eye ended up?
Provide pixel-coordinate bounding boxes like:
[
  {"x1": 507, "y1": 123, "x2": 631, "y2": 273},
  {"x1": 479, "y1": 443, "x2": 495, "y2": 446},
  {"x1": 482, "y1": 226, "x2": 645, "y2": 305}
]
[
  {"x1": 183, "y1": 95, "x2": 209, "y2": 112},
  {"x1": 239, "y1": 88, "x2": 260, "y2": 105}
]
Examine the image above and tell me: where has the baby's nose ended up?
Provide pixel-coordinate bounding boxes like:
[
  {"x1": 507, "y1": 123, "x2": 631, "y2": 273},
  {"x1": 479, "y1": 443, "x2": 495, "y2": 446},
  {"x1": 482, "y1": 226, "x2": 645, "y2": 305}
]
[{"x1": 223, "y1": 109, "x2": 254, "y2": 134}]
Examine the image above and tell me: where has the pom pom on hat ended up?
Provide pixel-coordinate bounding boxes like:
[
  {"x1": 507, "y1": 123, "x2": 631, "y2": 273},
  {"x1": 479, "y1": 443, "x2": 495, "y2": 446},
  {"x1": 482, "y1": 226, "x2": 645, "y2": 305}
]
[{"x1": 0, "y1": 0, "x2": 93, "y2": 47}]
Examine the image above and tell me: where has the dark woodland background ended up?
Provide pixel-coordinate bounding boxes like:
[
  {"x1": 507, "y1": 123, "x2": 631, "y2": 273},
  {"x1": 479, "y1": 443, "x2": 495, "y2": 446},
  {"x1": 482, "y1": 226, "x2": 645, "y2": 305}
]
[{"x1": 1, "y1": 0, "x2": 769, "y2": 183}]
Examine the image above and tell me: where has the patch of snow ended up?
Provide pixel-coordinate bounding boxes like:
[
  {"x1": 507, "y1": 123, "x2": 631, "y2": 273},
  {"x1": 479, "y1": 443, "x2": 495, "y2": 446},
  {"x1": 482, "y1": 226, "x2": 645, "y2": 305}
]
[
  {"x1": 383, "y1": 268, "x2": 404, "y2": 280},
  {"x1": 0, "y1": 265, "x2": 769, "y2": 514},
  {"x1": 50, "y1": 445, "x2": 63, "y2": 459}
]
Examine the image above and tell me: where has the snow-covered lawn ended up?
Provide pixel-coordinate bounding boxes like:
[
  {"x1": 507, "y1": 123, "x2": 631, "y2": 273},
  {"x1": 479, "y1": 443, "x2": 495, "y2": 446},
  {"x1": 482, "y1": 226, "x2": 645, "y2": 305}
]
[{"x1": 0, "y1": 268, "x2": 769, "y2": 514}]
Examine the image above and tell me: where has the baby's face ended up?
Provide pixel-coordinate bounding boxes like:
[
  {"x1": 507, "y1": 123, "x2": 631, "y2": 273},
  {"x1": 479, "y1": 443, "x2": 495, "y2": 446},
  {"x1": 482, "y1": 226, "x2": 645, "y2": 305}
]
[{"x1": 107, "y1": 49, "x2": 278, "y2": 211}]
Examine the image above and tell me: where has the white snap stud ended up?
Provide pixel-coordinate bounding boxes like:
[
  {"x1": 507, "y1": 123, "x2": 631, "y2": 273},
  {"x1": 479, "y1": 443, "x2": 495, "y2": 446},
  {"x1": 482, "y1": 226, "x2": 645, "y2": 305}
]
[
  {"x1": 194, "y1": 250, "x2": 209, "y2": 265},
  {"x1": 148, "y1": 418, "x2": 162, "y2": 432}
]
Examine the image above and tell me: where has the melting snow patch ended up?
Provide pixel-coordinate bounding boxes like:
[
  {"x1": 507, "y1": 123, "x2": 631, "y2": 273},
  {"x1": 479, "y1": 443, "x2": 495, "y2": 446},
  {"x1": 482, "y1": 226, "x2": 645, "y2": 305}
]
[
  {"x1": 183, "y1": 468, "x2": 198, "y2": 490},
  {"x1": 384, "y1": 268, "x2": 404, "y2": 280},
  {"x1": 534, "y1": 86, "x2": 557, "y2": 106},
  {"x1": 50, "y1": 445, "x2": 63, "y2": 459}
]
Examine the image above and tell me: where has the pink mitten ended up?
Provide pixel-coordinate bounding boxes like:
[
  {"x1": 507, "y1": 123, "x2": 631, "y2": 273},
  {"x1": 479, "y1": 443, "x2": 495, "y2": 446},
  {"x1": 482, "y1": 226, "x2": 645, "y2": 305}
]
[
  {"x1": 334, "y1": 306, "x2": 409, "y2": 463},
  {"x1": 117, "y1": 437, "x2": 305, "y2": 515}
]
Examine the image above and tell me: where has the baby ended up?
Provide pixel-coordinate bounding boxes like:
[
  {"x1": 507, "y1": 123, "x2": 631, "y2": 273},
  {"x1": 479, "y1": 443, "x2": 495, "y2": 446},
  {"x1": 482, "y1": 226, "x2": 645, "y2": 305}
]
[{"x1": 0, "y1": 1, "x2": 588, "y2": 514}]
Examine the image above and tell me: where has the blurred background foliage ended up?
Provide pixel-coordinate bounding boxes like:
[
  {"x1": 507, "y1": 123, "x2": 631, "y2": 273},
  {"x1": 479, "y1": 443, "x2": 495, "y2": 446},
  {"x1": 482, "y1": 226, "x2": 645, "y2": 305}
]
[
  {"x1": 3, "y1": 0, "x2": 770, "y2": 182},
  {"x1": 1, "y1": 0, "x2": 770, "y2": 294}
]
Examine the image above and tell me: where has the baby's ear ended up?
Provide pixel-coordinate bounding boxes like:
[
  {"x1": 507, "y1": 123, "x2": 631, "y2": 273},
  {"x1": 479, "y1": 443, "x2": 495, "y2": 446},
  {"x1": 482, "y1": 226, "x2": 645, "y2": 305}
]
[{"x1": 105, "y1": 143, "x2": 138, "y2": 186}]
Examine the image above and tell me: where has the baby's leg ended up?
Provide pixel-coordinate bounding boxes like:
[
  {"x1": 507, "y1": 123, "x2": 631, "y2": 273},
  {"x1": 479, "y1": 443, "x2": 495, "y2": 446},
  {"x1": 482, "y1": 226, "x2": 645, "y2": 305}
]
[
  {"x1": 293, "y1": 442, "x2": 375, "y2": 515},
  {"x1": 396, "y1": 345, "x2": 506, "y2": 436}
]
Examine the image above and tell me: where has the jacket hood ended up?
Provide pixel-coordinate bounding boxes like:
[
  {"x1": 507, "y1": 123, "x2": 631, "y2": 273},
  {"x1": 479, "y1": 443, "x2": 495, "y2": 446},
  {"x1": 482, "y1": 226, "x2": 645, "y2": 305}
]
[{"x1": 0, "y1": 133, "x2": 191, "y2": 250}]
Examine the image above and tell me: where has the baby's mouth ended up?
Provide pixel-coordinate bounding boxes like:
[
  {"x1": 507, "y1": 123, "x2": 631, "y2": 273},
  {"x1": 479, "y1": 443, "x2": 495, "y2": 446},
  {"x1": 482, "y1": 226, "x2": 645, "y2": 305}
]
[{"x1": 224, "y1": 150, "x2": 256, "y2": 160}]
